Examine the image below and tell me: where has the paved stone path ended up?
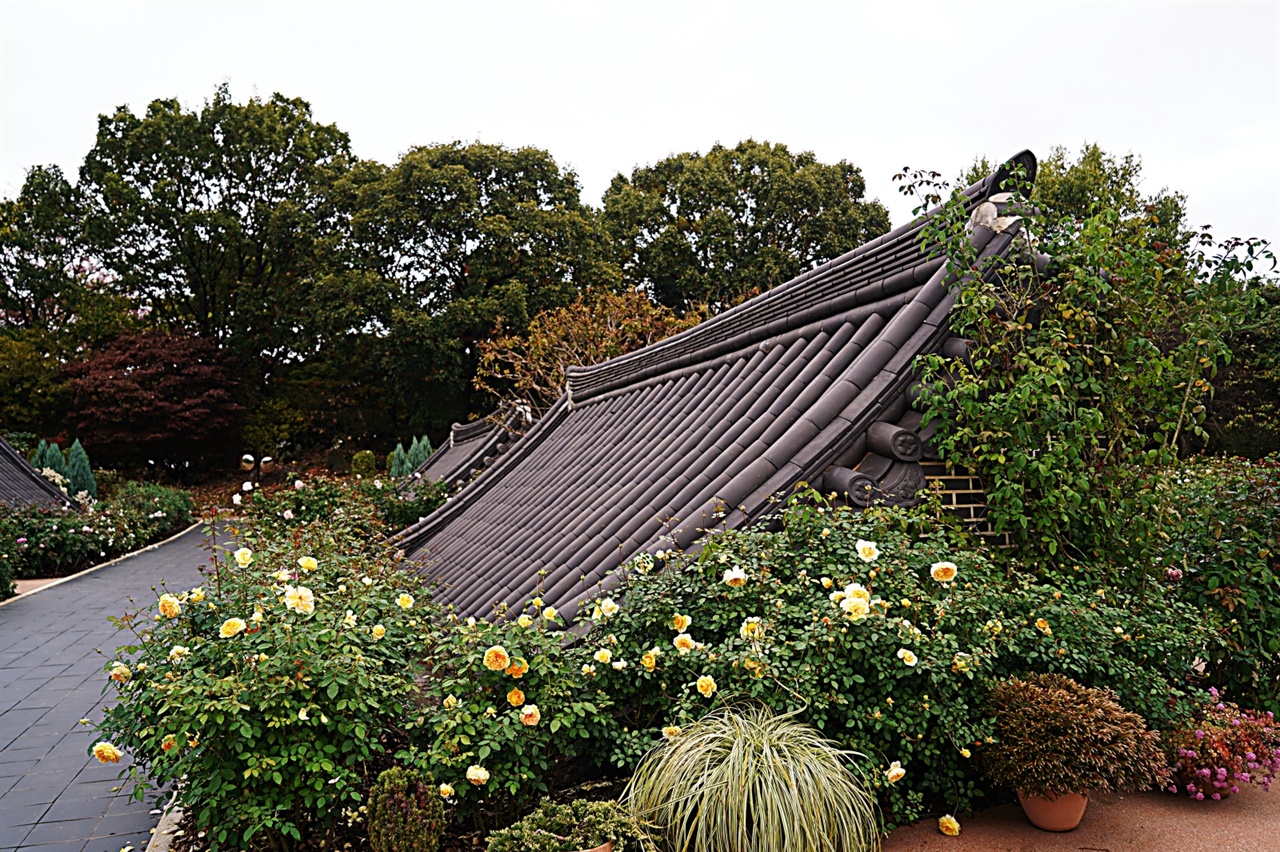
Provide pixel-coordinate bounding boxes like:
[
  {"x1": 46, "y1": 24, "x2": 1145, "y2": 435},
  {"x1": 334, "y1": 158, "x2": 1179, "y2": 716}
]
[{"x1": 0, "y1": 525, "x2": 215, "y2": 852}]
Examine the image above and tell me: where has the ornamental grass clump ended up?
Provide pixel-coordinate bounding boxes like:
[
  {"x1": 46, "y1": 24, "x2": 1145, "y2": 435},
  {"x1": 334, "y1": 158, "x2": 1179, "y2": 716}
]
[
  {"x1": 368, "y1": 766, "x2": 445, "y2": 852},
  {"x1": 1165, "y1": 687, "x2": 1280, "y2": 800},
  {"x1": 624, "y1": 706, "x2": 880, "y2": 852},
  {"x1": 982, "y1": 673, "x2": 1168, "y2": 798}
]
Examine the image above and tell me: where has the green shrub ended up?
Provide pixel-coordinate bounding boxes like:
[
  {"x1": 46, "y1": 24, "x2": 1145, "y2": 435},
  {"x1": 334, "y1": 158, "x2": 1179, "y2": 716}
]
[
  {"x1": 981, "y1": 673, "x2": 1167, "y2": 797},
  {"x1": 368, "y1": 766, "x2": 445, "y2": 852},
  {"x1": 486, "y1": 799, "x2": 650, "y2": 852},
  {"x1": 907, "y1": 160, "x2": 1273, "y2": 564},
  {"x1": 240, "y1": 476, "x2": 445, "y2": 538},
  {"x1": 407, "y1": 436, "x2": 433, "y2": 471},
  {"x1": 388, "y1": 444, "x2": 410, "y2": 479},
  {"x1": 35, "y1": 440, "x2": 69, "y2": 479},
  {"x1": 96, "y1": 519, "x2": 435, "y2": 849},
  {"x1": 0, "y1": 542, "x2": 14, "y2": 599},
  {"x1": 353, "y1": 449, "x2": 377, "y2": 478},
  {"x1": 66, "y1": 439, "x2": 98, "y2": 500},
  {"x1": 412, "y1": 599, "x2": 612, "y2": 828},
  {"x1": 1151, "y1": 456, "x2": 1280, "y2": 713},
  {"x1": 624, "y1": 706, "x2": 878, "y2": 852},
  {"x1": 0, "y1": 482, "x2": 193, "y2": 589},
  {"x1": 580, "y1": 490, "x2": 1212, "y2": 826}
]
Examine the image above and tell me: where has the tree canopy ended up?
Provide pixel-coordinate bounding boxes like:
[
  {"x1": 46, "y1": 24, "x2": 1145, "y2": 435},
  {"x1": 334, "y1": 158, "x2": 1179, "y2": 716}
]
[{"x1": 602, "y1": 140, "x2": 891, "y2": 311}]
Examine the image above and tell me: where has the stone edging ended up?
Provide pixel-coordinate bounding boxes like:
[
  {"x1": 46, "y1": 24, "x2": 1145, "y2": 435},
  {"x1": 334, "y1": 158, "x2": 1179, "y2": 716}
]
[
  {"x1": 145, "y1": 803, "x2": 185, "y2": 852},
  {"x1": 0, "y1": 521, "x2": 204, "y2": 609}
]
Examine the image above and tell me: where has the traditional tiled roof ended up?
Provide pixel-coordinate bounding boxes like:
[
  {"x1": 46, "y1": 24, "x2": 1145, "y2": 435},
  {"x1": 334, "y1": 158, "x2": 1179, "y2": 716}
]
[
  {"x1": 0, "y1": 436, "x2": 78, "y2": 511},
  {"x1": 397, "y1": 152, "x2": 1038, "y2": 618},
  {"x1": 401, "y1": 406, "x2": 534, "y2": 496}
]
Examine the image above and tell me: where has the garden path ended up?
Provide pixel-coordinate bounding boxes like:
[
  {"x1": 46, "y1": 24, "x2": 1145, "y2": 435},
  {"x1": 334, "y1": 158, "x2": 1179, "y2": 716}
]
[
  {"x1": 884, "y1": 783, "x2": 1280, "y2": 850},
  {"x1": 0, "y1": 524, "x2": 217, "y2": 852}
]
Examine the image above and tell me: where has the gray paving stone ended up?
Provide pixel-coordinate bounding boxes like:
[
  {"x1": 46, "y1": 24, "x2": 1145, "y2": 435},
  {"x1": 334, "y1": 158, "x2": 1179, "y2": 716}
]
[
  {"x1": 0, "y1": 783, "x2": 63, "y2": 806},
  {"x1": 0, "y1": 823, "x2": 30, "y2": 846},
  {"x1": 0, "y1": 526, "x2": 207, "y2": 852}
]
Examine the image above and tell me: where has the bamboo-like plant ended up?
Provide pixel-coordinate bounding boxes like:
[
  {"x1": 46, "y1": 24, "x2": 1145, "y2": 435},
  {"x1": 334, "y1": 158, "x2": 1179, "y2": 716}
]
[{"x1": 623, "y1": 706, "x2": 880, "y2": 852}]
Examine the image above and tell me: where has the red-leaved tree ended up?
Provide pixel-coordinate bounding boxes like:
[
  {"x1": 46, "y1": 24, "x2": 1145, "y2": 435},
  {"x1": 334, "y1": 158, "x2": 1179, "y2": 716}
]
[{"x1": 64, "y1": 330, "x2": 243, "y2": 473}]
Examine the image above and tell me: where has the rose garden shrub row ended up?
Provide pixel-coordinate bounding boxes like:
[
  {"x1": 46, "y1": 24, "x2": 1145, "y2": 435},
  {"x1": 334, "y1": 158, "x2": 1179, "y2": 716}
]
[
  {"x1": 0, "y1": 482, "x2": 194, "y2": 598},
  {"x1": 575, "y1": 490, "x2": 1213, "y2": 828},
  {"x1": 1151, "y1": 455, "x2": 1280, "y2": 713},
  {"x1": 93, "y1": 474, "x2": 1270, "y2": 847}
]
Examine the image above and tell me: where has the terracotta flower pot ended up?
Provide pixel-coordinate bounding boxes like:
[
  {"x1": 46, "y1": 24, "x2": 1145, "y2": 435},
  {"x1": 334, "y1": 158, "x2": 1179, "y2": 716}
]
[{"x1": 1016, "y1": 790, "x2": 1089, "y2": 831}]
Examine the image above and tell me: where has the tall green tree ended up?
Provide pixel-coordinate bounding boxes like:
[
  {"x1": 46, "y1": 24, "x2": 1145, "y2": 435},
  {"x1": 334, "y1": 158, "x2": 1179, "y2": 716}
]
[
  {"x1": 342, "y1": 142, "x2": 618, "y2": 436},
  {"x1": 78, "y1": 84, "x2": 353, "y2": 363},
  {"x1": 602, "y1": 140, "x2": 891, "y2": 312}
]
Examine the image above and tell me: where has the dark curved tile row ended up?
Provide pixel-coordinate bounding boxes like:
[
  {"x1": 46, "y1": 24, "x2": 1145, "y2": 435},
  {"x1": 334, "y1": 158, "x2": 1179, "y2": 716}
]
[
  {"x1": 0, "y1": 436, "x2": 78, "y2": 512},
  {"x1": 396, "y1": 153, "x2": 1037, "y2": 619},
  {"x1": 400, "y1": 406, "x2": 535, "y2": 496}
]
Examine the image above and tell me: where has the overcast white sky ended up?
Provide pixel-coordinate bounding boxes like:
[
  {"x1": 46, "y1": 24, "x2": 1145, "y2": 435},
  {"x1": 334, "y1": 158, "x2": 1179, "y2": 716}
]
[{"x1": 2, "y1": 0, "x2": 1277, "y2": 247}]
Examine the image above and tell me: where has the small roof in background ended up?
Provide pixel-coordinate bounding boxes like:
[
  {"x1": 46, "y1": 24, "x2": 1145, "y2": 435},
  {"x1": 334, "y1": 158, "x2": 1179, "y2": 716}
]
[
  {"x1": 0, "y1": 436, "x2": 79, "y2": 512},
  {"x1": 397, "y1": 153, "x2": 1038, "y2": 619},
  {"x1": 400, "y1": 405, "x2": 535, "y2": 496}
]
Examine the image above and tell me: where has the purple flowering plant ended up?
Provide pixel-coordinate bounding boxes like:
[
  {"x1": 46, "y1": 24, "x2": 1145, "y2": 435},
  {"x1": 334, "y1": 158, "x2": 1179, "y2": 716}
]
[{"x1": 1166, "y1": 688, "x2": 1280, "y2": 800}]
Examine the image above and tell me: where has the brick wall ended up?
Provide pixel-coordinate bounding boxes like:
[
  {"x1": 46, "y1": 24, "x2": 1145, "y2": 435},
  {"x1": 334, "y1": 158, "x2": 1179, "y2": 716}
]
[{"x1": 920, "y1": 461, "x2": 1012, "y2": 547}]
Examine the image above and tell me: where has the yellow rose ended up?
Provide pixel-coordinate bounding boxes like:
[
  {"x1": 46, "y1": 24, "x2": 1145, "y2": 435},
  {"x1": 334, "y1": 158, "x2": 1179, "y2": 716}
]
[
  {"x1": 443, "y1": 695, "x2": 458, "y2": 709},
  {"x1": 855, "y1": 539, "x2": 881, "y2": 562},
  {"x1": 372, "y1": 624, "x2": 386, "y2": 640},
  {"x1": 483, "y1": 645, "x2": 510, "y2": 671},
  {"x1": 219, "y1": 618, "x2": 247, "y2": 638},
  {"x1": 960, "y1": 748, "x2": 972, "y2": 758},
  {"x1": 396, "y1": 593, "x2": 414, "y2": 610},
  {"x1": 161, "y1": 734, "x2": 177, "y2": 752},
  {"x1": 343, "y1": 610, "x2": 357, "y2": 628},
  {"x1": 109, "y1": 663, "x2": 131, "y2": 683},
  {"x1": 517, "y1": 614, "x2": 533, "y2": 628},
  {"x1": 507, "y1": 687, "x2": 525, "y2": 707},
  {"x1": 234, "y1": 548, "x2": 253, "y2": 568},
  {"x1": 938, "y1": 815, "x2": 961, "y2": 836},
  {"x1": 641, "y1": 651, "x2": 658, "y2": 672},
  {"x1": 739, "y1": 617, "x2": 764, "y2": 641},
  {"x1": 158, "y1": 594, "x2": 181, "y2": 618},
  {"x1": 599, "y1": 597, "x2": 620, "y2": 617},
  {"x1": 673, "y1": 633, "x2": 696, "y2": 654},
  {"x1": 167, "y1": 645, "x2": 190, "y2": 661},
  {"x1": 886, "y1": 761, "x2": 905, "y2": 783},
  {"x1": 662, "y1": 725, "x2": 681, "y2": 740},
  {"x1": 297, "y1": 555, "x2": 318, "y2": 572},
  {"x1": 930, "y1": 561, "x2": 959, "y2": 583},
  {"x1": 696, "y1": 675, "x2": 717, "y2": 697},
  {"x1": 722, "y1": 567, "x2": 748, "y2": 587},
  {"x1": 506, "y1": 657, "x2": 529, "y2": 678},
  {"x1": 581, "y1": 664, "x2": 596, "y2": 677},
  {"x1": 1036, "y1": 618, "x2": 1053, "y2": 635},
  {"x1": 594, "y1": 648, "x2": 612, "y2": 664},
  {"x1": 466, "y1": 765, "x2": 490, "y2": 785},
  {"x1": 188, "y1": 586, "x2": 205, "y2": 603},
  {"x1": 93, "y1": 742, "x2": 122, "y2": 763},
  {"x1": 531, "y1": 597, "x2": 543, "y2": 608},
  {"x1": 671, "y1": 613, "x2": 692, "y2": 632},
  {"x1": 896, "y1": 648, "x2": 918, "y2": 667},
  {"x1": 542, "y1": 606, "x2": 558, "y2": 621},
  {"x1": 841, "y1": 597, "x2": 871, "y2": 621},
  {"x1": 519, "y1": 704, "x2": 541, "y2": 726},
  {"x1": 284, "y1": 585, "x2": 315, "y2": 615},
  {"x1": 438, "y1": 783, "x2": 454, "y2": 798}
]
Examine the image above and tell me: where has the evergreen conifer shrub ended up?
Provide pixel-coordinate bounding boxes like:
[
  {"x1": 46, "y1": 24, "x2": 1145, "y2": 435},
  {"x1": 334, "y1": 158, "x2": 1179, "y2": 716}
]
[
  {"x1": 367, "y1": 766, "x2": 444, "y2": 852},
  {"x1": 388, "y1": 443, "x2": 409, "y2": 478},
  {"x1": 67, "y1": 439, "x2": 98, "y2": 499}
]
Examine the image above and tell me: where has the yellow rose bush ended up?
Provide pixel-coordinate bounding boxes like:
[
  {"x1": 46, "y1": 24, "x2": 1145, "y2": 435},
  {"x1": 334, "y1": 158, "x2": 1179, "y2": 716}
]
[
  {"x1": 579, "y1": 489, "x2": 1212, "y2": 829},
  {"x1": 95, "y1": 502, "x2": 433, "y2": 851},
  {"x1": 414, "y1": 597, "x2": 611, "y2": 826}
]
